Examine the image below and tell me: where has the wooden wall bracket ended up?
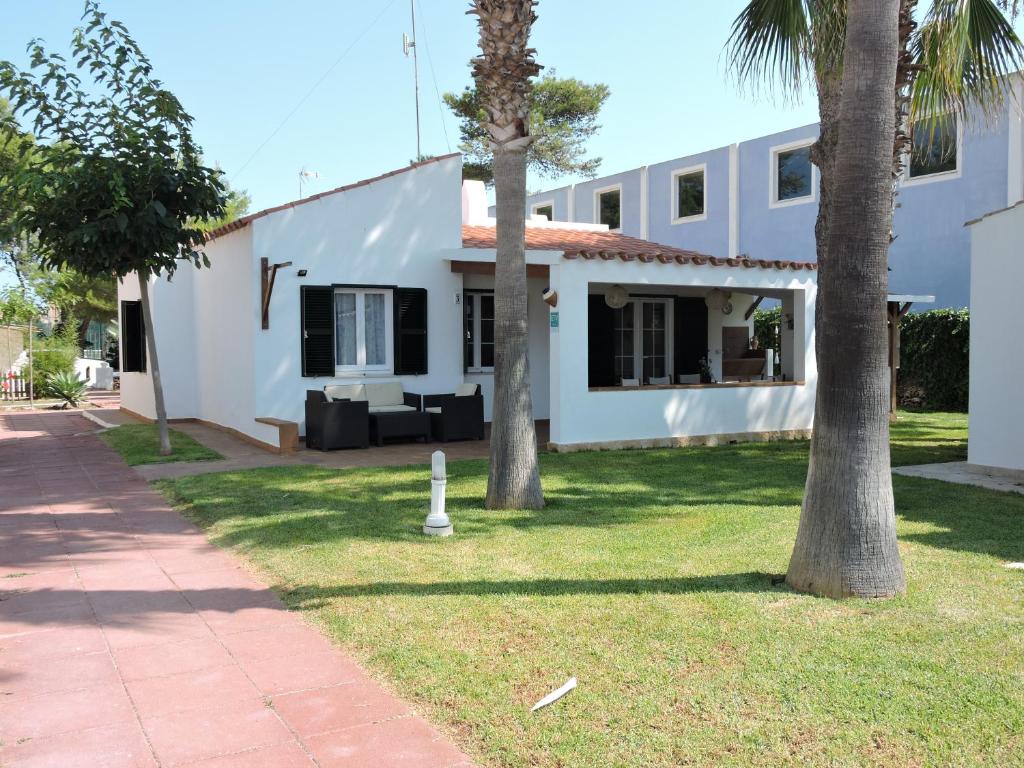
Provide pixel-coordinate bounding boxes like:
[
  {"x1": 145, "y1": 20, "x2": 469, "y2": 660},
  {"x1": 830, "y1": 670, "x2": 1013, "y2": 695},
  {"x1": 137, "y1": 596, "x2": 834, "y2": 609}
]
[
  {"x1": 744, "y1": 295, "x2": 765, "y2": 321},
  {"x1": 260, "y1": 257, "x2": 293, "y2": 330}
]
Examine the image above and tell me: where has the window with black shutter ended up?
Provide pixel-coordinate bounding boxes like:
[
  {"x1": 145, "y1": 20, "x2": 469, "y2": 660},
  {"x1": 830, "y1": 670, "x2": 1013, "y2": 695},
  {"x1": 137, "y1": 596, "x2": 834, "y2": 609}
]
[
  {"x1": 120, "y1": 300, "x2": 146, "y2": 373},
  {"x1": 393, "y1": 288, "x2": 428, "y2": 375},
  {"x1": 301, "y1": 286, "x2": 335, "y2": 377}
]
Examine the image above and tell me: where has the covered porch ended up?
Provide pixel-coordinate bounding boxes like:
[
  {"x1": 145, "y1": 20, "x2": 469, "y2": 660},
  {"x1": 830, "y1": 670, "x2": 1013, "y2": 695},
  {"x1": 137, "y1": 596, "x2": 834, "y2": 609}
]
[{"x1": 452, "y1": 223, "x2": 819, "y2": 453}]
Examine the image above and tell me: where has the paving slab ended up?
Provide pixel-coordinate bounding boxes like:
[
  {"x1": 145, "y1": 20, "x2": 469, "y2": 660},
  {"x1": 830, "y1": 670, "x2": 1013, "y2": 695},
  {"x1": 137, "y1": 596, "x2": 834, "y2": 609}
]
[
  {"x1": 893, "y1": 460, "x2": 1024, "y2": 495},
  {"x1": 0, "y1": 410, "x2": 475, "y2": 768}
]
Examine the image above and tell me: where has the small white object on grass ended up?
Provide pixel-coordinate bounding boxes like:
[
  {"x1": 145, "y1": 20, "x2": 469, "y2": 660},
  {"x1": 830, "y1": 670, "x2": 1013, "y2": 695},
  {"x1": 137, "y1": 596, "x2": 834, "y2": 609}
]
[
  {"x1": 531, "y1": 677, "x2": 577, "y2": 712},
  {"x1": 1005, "y1": 562, "x2": 1024, "y2": 570},
  {"x1": 423, "y1": 450, "x2": 453, "y2": 536}
]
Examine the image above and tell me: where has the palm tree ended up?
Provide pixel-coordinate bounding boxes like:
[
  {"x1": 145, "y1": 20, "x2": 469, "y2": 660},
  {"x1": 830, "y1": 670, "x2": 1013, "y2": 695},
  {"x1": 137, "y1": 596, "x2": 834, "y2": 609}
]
[
  {"x1": 469, "y1": 0, "x2": 545, "y2": 510},
  {"x1": 727, "y1": 0, "x2": 1023, "y2": 598},
  {"x1": 798, "y1": 0, "x2": 903, "y2": 598}
]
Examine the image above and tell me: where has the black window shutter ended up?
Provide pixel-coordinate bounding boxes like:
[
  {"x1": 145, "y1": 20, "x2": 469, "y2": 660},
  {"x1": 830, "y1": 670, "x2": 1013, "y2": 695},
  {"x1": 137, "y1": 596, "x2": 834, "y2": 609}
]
[
  {"x1": 120, "y1": 300, "x2": 146, "y2": 373},
  {"x1": 674, "y1": 297, "x2": 709, "y2": 377},
  {"x1": 394, "y1": 288, "x2": 428, "y2": 375},
  {"x1": 301, "y1": 286, "x2": 335, "y2": 377},
  {"x1": 587, "y1": 294, "x2": 616, "y2": 387}
]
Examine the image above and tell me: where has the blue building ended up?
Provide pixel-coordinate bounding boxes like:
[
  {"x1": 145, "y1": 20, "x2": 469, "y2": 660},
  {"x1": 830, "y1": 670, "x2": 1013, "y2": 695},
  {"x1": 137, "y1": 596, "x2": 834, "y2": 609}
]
[{"x1": 514, "y1": 76, "x2": 1024, "y2": 309}]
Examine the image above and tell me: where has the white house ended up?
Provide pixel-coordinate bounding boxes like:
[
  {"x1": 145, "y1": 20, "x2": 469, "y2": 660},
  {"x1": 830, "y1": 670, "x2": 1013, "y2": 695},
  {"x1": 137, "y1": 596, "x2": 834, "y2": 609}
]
[
  {"x1": 117, "y1": 154, "x2": 818, "y2": 452},
  {"x1": 965, "y1": 200, "x2": 1024, "y2": 478}
]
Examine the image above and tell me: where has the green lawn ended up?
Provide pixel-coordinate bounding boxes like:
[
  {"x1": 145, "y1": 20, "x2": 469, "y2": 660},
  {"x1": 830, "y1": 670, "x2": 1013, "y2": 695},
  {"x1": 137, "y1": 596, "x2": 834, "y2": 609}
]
[
  {"x1": 101, "y1": 424, "x2": 222, "y2": 465},
  {"x1": 157, "y1": 411, "x2": 1024, "y2": 767}
]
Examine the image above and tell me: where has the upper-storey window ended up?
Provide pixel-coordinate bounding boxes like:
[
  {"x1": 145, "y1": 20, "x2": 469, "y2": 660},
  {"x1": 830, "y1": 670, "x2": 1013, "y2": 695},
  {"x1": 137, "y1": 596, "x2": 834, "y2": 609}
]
[
  {"x1": 908, "y1": 115, "x2": 959, "y2": 180},
  {"x1": 672, "y1": 165, "x2": 706, "y2": 222},
  {"x1": 596, "y1": 185, "x2": 621, "y2": 230},
  {"x1": 532, "y1": 202, "x2": 553, "y2": 221},
  {"x1": 772, "y1": 142, "x2": 814, "y2": 205}
]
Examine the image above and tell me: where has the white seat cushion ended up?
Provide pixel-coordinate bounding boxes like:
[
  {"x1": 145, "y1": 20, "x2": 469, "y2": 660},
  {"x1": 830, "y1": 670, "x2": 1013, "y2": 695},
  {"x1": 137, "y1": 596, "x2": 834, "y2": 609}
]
[
  {"x1": 368, "y1": 404, "x2": 417, "y2": 414},
  {"x1": 424, "y1": 406, "x2": 442, "y2": 414},
  {"x1": 365, "y1": 382, "x2": 405, "y2": 407},
  {"x1": 324, "y1": 383, "x2": 366, "y2": 402},
  {"x1": 455, "y1": 383, "x2": 478, "y2": 397}
]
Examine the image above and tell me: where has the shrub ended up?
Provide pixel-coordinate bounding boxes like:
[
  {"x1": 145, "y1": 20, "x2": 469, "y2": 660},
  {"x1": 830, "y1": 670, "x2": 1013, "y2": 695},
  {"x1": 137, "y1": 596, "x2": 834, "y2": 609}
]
[
  {"x1": 28, "y1": 319, "x2": 79, "y2": 396},
  {"x1": 898, "y1": 309, "x2": 969, "y2": 412},
  {"x1": 46, "y1": 370, "x2": 88, "y2": 408}
]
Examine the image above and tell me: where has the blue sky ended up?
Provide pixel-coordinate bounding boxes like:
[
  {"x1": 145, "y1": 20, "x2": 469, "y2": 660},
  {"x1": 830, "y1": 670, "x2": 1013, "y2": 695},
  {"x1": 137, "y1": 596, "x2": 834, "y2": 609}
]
[{"x1": 4, "y1": 0, "x2": 826, "y2": 216}]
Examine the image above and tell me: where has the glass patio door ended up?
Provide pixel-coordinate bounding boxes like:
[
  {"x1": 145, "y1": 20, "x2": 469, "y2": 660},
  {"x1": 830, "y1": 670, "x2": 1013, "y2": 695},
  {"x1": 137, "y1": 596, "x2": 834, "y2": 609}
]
[{"x1": 612, "y1": 299, "x2": 672, "y2": 384}]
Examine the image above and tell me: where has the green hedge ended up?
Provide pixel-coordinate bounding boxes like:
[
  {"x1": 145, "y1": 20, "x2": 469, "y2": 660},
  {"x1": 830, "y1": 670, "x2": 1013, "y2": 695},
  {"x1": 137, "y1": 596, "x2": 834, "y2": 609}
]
[
  {"x1": 897, "y1": 308, "x2": 969, "y2": 412},
  {"x1": 753, "y1": 307, "x2": 782, "y2": 376}
]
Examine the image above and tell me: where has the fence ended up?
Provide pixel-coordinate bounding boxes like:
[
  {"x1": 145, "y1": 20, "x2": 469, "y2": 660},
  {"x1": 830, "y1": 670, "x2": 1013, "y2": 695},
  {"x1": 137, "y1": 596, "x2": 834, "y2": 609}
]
[{"x1": 1, "y1": 371, "x2": 31, "y2": 401}]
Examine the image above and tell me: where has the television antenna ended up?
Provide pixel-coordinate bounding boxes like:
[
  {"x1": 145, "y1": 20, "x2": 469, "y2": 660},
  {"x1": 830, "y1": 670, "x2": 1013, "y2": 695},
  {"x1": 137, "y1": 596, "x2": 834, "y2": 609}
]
[
  {"x1": 298, "y1": 168, "x2": 319, "y2": 198},
  {"x1": 403, "y1": 0, "x2": 421, "y2": 159}
]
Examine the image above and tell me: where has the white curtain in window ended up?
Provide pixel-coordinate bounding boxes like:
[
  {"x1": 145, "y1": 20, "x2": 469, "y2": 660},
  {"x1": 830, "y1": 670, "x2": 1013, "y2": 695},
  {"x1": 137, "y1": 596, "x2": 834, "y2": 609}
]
[
  {"x1": 364, "y1": 293, "x2": 386, "y2": 366},
  {"x1": 335, "y1": 293, "x2": 356, "y2": 366}
]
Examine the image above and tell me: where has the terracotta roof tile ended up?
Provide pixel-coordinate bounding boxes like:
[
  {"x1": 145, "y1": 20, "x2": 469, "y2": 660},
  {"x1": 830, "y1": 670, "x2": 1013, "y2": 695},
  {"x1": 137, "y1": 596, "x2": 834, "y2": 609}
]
[
  {"x1": 461, "y1": 225, "x2": 817, "y2": 272},
  {"x1": 205, "y1": 153, "x2": 461, "y2": 241}
]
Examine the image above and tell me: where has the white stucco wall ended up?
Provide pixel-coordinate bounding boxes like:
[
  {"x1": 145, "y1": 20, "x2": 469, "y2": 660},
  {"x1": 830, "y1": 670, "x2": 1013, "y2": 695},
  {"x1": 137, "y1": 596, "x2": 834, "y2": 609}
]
[
  {"x1": 967, "y1": 203, "x2": 1024, "y2": 473},
  {"x1": 548, "y1": 259, "x2": 817, "y2": 448},
  {"x1": 191, "y1": 227, "x2": 261, "y2": 441},
  {"x1": 250, "y1": 156, "x2": 467, "y2": 438},
  {"x1": 117, "y1": 267, "x2": 199, "y2": 421}
]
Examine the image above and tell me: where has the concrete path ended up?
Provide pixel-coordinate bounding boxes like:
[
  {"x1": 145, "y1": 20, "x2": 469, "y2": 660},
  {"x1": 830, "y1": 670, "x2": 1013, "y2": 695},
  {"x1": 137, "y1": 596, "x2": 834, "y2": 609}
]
[
  {"x1": 893, "y1": 460, "x2": 1024, "y2": 495},
  {"x1": 0, "y1": 410, "x2": 474, "y2": 768}
]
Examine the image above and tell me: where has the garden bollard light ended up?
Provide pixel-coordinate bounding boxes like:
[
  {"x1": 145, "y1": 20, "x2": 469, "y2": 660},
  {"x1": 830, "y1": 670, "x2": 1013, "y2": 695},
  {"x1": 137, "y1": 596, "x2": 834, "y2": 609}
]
[{"x1": 423, "y1": 450, "x2": 453, "y2": 536}]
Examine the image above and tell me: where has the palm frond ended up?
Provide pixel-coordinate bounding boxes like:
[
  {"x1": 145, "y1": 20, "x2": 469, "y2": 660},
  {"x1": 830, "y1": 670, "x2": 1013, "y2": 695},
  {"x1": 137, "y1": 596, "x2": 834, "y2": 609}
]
[
  {"x1": 725, "y1": 0, "x2": 814, "y2": 97},
  {"x1": 912, "y1": 0, "x2": 1024, "y2": 127}
]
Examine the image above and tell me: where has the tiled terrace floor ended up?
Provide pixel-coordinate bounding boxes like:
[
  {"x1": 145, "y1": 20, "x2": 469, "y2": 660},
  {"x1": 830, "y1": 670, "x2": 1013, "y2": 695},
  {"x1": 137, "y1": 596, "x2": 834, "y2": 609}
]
[
  {"x1": 0, "y1": 410, "x2": 474, "y2": 768},
  {"x1": 94, "y1": 410, "x2": 548, "y2": 481}
]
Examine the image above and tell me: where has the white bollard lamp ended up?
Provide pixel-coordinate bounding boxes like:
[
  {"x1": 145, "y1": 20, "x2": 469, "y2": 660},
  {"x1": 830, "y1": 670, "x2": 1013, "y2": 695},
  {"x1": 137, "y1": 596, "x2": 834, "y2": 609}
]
[{"x1": 423, "y1": 450, "x2": 453, "y2": 536}]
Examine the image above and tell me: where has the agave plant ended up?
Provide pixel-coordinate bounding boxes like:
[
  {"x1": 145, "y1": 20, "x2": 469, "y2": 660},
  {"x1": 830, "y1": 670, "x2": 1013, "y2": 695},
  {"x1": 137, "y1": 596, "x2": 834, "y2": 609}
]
[{"x1": 46, "y1": 371, "x2": 88, "y2": 409}]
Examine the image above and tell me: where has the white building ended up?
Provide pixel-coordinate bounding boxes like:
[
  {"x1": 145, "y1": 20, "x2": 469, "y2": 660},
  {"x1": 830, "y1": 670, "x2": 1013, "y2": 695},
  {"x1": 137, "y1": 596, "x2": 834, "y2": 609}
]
[
  {"x1": 965, "y1": 200, "x2": 1024, "y2": 478},
  {"x1": 117, "y1": 154, "x2": 818, "y2": 452}
]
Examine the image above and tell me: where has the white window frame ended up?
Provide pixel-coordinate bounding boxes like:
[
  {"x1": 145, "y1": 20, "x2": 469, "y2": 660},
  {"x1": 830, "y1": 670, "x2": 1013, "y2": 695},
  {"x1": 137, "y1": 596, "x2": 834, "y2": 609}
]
[
  {"x1": 465, "y1": 291, "x2": 495, "y2": 373},
  {"x1": 902, "y1": 115, "x2": 963, "y2": 187},
  {"x1": 614, "y1": 298, "x2": 674, "y2": 384},
  {"x1": 594, "y1": 183, "x2": 623, "y2": 232},
  {"x1": 531, "y1": 200, "x2": 555, "y2": 221},
  {"x1": 333, "y1": 287, "x2": 394, "y2": 375},
  {"x1": 671, "y1": 163, "x2": 708, "y2": 224},
  {"x1": 769, "y1": 138, "x2": 817, "y2": 209}
]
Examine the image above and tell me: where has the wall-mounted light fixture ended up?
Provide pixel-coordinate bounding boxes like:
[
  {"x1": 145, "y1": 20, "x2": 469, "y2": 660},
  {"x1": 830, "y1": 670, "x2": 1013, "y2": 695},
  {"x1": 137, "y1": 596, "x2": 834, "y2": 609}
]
[
  {"x1": 297, "y1": 269, "x2": 308, "y2": 277},
  {"x1": 542, "y1": 287, "x2": 558, "y2": 307}
]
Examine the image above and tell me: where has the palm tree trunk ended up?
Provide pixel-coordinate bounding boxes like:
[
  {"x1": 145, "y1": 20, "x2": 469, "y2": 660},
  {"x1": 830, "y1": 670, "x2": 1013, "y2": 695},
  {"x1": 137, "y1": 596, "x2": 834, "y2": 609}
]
[
  {"x1": 787, "y1": 0, "x2": 906, "y2": 599},
  {"x1": 486, "y1": 145, "x2": 544, "y2": 509},
  {"x1": 811, "y1": 72, "x2": 841, "y2": 265},
  {"x1": 136, "y1": 272, "x2": 172, "y2": 456}
]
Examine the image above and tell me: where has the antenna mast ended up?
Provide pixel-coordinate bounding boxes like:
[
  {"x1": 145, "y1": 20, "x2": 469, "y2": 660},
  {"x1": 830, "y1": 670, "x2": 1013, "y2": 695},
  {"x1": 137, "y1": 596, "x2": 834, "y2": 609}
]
[{"x1": 403, "y1": 0, "x2": 422, "y2": 159}]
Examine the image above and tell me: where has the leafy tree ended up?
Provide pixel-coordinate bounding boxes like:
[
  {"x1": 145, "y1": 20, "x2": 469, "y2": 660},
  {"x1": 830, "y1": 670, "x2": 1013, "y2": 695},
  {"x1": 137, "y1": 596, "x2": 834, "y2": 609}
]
[
  {"x1": 194, "y1": 175, "x2": 251, "y2": 233},
  {"x1": 469, "y1": 0, "x2": 544, "y2": 510},
  {"x1": 0, "y1": 1, "x2": 227, "y2": 454},
  {"x1": 445, "y1": 72, "x2": 609, "y2": 184},
  {"x1": 726, "y1": 0, "x2": 1023, "y2": 599},
  {"x1": 0, "y1": 99, "x2": 37, "y2": 287}
]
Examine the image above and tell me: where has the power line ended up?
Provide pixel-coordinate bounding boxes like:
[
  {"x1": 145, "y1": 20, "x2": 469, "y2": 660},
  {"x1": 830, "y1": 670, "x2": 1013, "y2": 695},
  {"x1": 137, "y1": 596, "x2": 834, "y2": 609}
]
[
  {"x1": 230, "y1": 0, "x2": 401, "y2": 182},
  {"x1": 414, "y1": 0, "x2": 452, "y2": 153}
]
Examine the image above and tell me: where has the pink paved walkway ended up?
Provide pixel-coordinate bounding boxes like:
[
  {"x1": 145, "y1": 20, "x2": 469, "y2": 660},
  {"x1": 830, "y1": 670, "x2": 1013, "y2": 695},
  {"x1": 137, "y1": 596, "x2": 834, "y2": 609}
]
[{"x1": 0, "y1": 411, "x2": 474, "y2": 768}]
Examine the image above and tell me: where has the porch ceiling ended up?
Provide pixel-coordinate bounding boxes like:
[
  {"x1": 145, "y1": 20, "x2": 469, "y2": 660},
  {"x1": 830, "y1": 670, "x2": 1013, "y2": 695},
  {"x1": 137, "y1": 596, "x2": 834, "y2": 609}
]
[{"x1": 461, "y1": 225, "x2": 817, "y2": 272}]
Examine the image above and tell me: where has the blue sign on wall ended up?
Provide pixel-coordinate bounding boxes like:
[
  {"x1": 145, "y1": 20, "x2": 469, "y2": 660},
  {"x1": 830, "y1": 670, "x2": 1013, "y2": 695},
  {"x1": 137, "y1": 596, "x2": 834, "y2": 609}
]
[{"x1": 549, "y1": 311, "x2": 559, "y2": 329}]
